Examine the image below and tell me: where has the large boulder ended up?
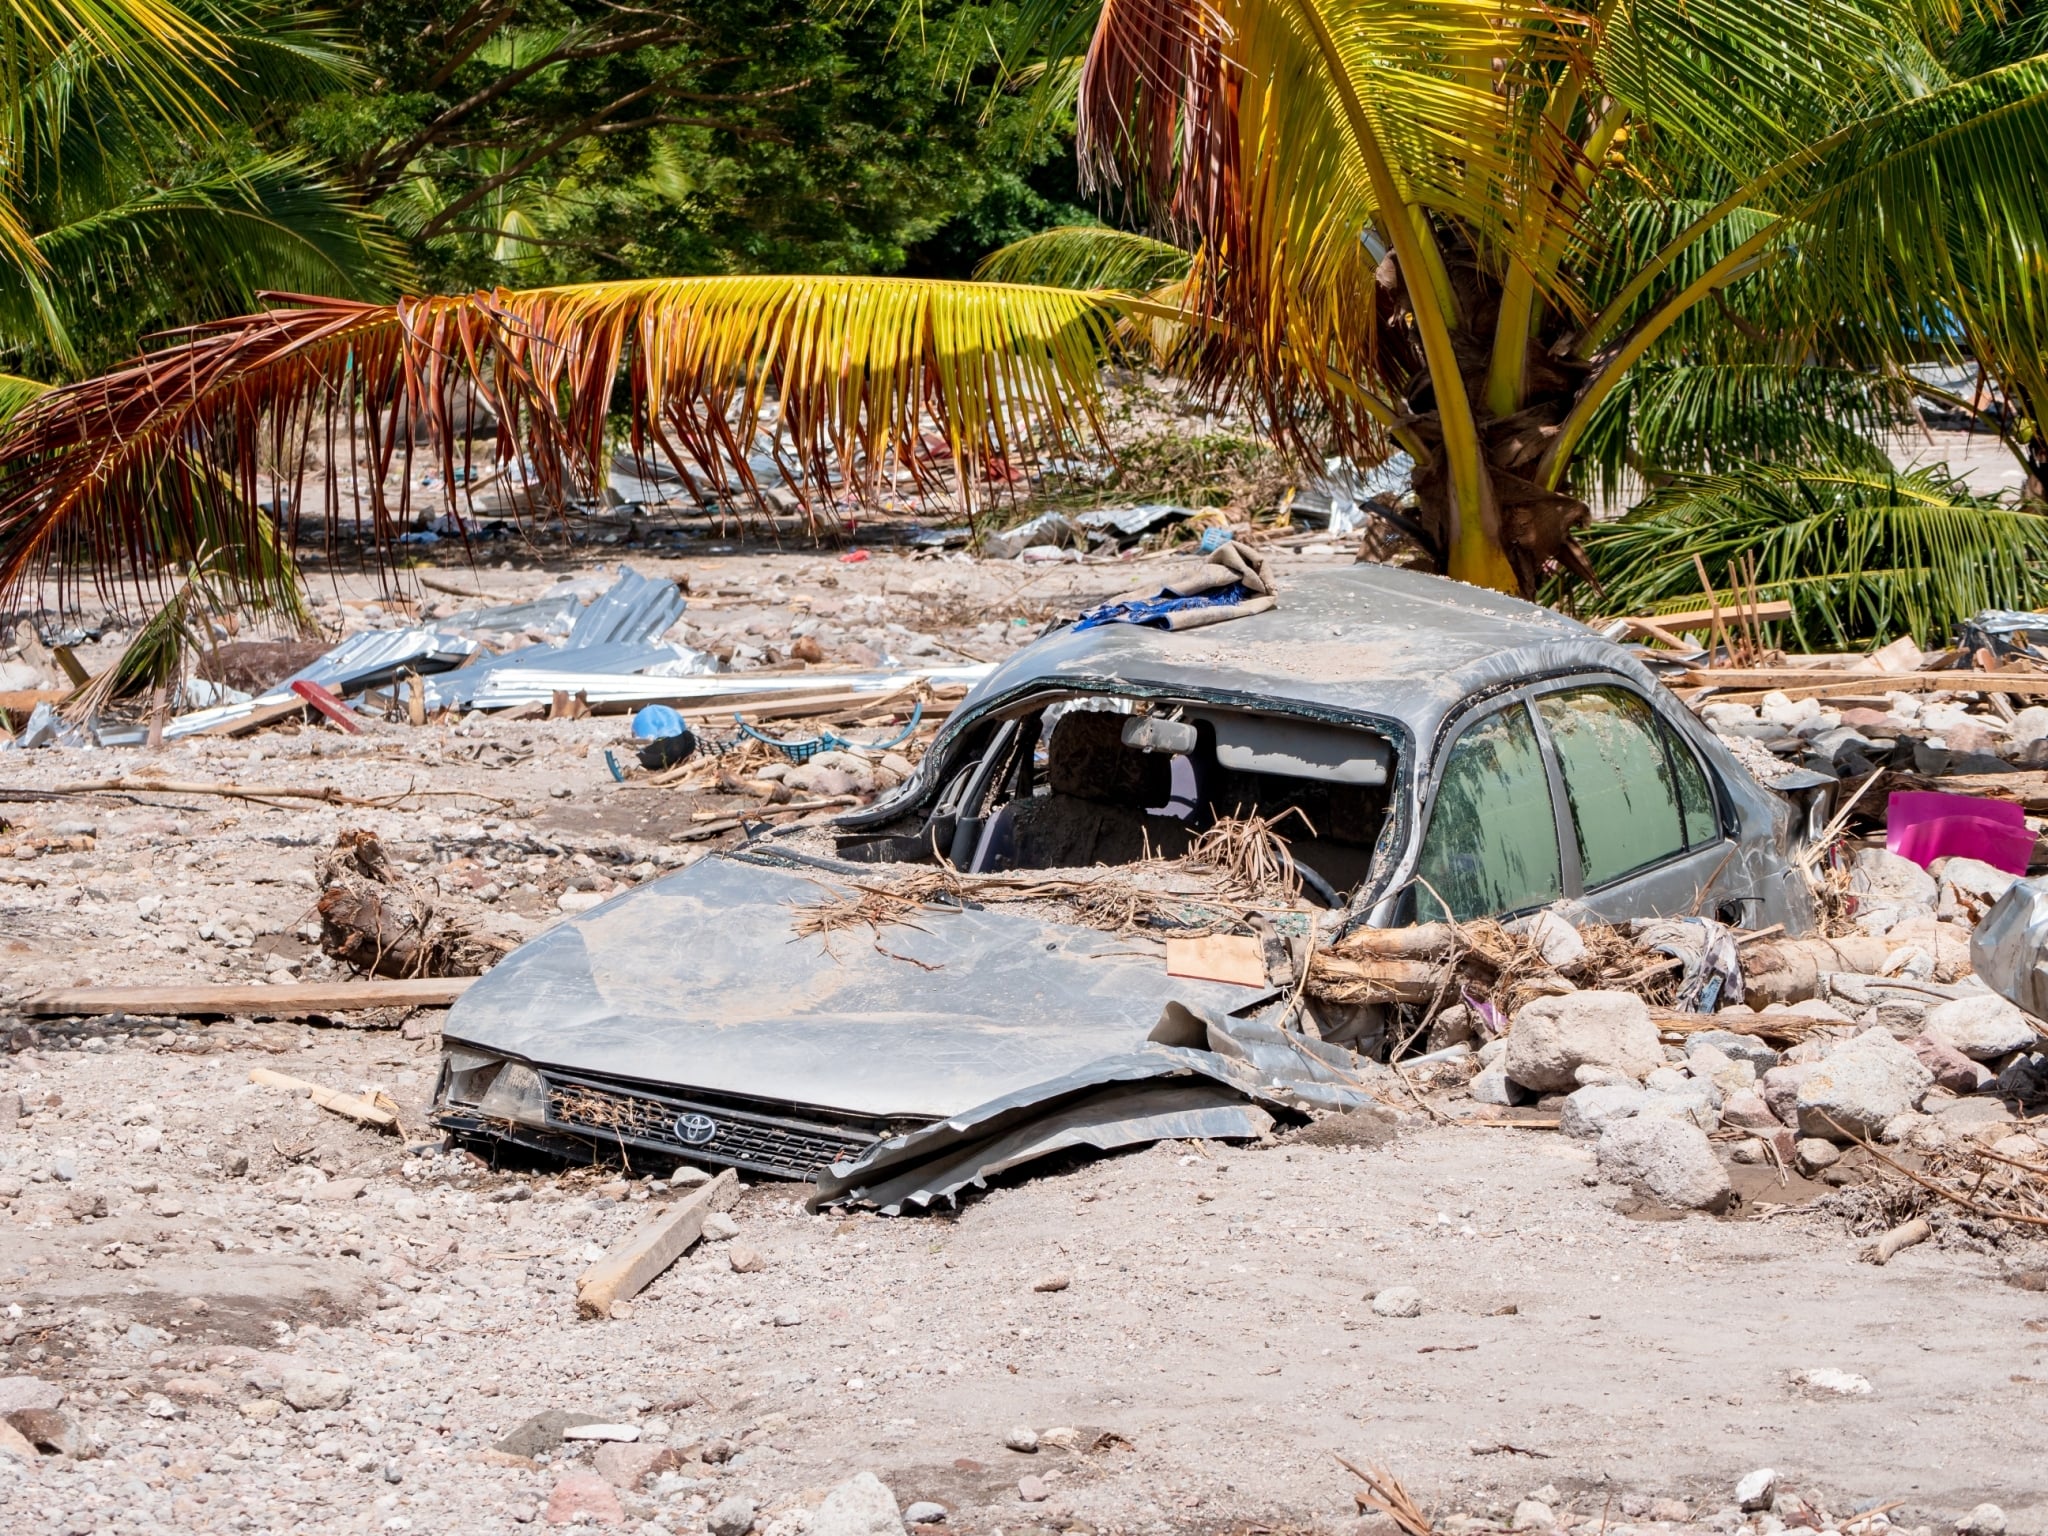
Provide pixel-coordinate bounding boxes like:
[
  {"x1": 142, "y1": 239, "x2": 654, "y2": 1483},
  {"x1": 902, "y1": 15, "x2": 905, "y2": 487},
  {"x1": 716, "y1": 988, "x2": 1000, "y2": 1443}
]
[
  {"x1": 1850, "y1": 847, "x2": 1938, "y2": 907},
  {"x1": 1504, "y1": 991, "x2": 1663, "y2": 1092},
  {"x1": 1923, "y1": 995, "x2": 2039, "y2": 1061},
  {"x1": 1558, "y1": 1082, "x2": 1646, "y2": 1140},
  {"x1": 1596, "y1": 1117, "x2": 1734, "y2": 1211},
  {"x1": 1795, "y1": 1037, "x2": 1934, "y2": 1142}
]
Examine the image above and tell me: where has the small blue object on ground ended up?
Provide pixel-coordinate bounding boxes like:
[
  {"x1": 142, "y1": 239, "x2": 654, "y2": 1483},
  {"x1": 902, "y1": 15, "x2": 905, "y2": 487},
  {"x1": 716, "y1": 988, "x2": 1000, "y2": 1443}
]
[
  {"x1": 633, "y1": 704, "x2": 687, "y2": 740},
  {"x1": 1198, "y1": 526, "x2": 1235, "y2": 553}
]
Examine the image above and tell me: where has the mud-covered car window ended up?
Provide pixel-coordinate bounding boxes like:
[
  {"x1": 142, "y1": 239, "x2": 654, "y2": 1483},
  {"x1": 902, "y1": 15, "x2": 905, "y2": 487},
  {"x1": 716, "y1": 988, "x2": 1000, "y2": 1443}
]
[
  {"x1": 1536, "y1": 686, "x2": 1712, "y2": 888},
  {"x1": 1415, "y1": 704, "x2": 1562, "y2": 921}
]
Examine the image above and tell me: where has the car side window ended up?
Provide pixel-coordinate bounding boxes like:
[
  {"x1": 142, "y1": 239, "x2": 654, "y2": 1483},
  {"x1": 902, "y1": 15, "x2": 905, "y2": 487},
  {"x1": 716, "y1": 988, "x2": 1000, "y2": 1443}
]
[
  {"x1": 1534, "y1": 686, "x2": 1714, "y2": 889},
  {"x1": 1415, "y1": 703, "x2": 1563, "y2": 921}
]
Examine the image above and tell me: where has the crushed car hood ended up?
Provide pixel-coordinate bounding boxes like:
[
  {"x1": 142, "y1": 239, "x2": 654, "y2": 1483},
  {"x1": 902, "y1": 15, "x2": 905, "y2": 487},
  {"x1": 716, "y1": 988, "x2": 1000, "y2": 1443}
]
[{"x1": 441, "y1": 850, "x2": 1277, "y2": 1120}]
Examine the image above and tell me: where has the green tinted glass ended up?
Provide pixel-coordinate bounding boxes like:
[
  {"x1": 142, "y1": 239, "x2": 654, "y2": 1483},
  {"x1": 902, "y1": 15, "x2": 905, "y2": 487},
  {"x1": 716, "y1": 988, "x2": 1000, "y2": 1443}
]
[
  {"x1": 1416, "y1": 704, "x2": 1562, "y2": 921},
  {"x1": 1535, "y1": 687, "x2": 1687, "y2": 888}
]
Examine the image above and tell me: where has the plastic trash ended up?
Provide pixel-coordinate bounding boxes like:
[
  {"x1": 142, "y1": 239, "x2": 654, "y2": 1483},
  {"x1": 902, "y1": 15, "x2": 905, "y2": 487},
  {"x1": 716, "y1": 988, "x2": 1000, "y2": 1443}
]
[
  {"x1": 632, "y1": 704, "x2": 688, "y2": 740},
  {"x1": 1886, "y1": 789, "x2": 2035, "y2": 874},
  {"x1": 1197, "y1": 526, "x2": 1235, "y2": 553}
]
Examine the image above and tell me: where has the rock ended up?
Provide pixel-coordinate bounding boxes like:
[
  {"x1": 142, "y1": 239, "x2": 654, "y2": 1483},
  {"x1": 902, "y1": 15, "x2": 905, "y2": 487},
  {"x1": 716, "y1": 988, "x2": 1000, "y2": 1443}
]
[
  {"x1": 1505, "y1": 991, "x2": 1663, "y2": 1091},
  {"x1": 1469, "y1": 1066, "x2": 1518, "y2": 1106},
  {"x1": 1761, "y1": 1063, "x2": 1816, "y2": 1124},
  {"x1": 1637, "y1": 1089, "x2": 1721, "y2": 1133},
  {"x1": 278, "y1": 1367, "x2": 352, "y2": 1411},
  {"x1": 810, "y1": 1473, "x2": 909, "y2": 1536},
  {"x1": 1595, "y1": 1117, "x2": 1734, "y2": 1211},
  {"x1": 0, "y1": 1379, "x2": 64, "y2": 1416},
  {"x1": 1572, "y1": 1065, "x2": 1633, "y2": 1087},
  {"x1": 1722, "y1": 1090, "x2": 1781, "y2": 1132},
  {"x1": 1794, "y1": 1139, "x2": 1841, "y2": 1175},
  {"x1": 1908, "y1": 1033, "x2": 1983, "y2": 1093},
  {"x1": 546, "y1": 1472, "x2": 625, "y2": 1526},
  {"x1": 1955, "y1": 1505, "x2": 2007, "y2": 1536},
  {"x1": 701, "y1": 1211, "x2": 740, "y2": 1241},
  {"x1": 1796, "y1": 1041, "x2": 1933, "y2": 1141},
  {"x1": 1648, "y1": 1500, "x2": 1690, "y2": 1523},
  {"x1": 495, "y1": 1411, "x2": 608, "y2": 1458},
  {"x1": 1370, "y1": 1286, "x2": 1423, "y2": 1318},
  {"x1": 1730, "y1": 1138, "x2": 1770, "y2": 1164},
  {"x1": 1511, "y1": 1501, "x2": 1556, "y2": 1531},
  {"x1": 6, "y1": 1406, "x2": 77, "y2": 1455},
  {"x1": 1426, "y1": 1004, "x2": 1478, "y2": 1053},
  {"x1": 1686, "y1": 1043, "x2": 1758, "y2": 1098},
  {"x1": 1692, "y1": 1030, "x2": 1781, "y2": 1072},
  {"x1": 1880, "y1": 1111, "x2": 1932, "y2": 1144},
  {"x1": 594, "y1": 1444, "x2": 676, "y2": 1491},
  {"x1": 132, "y1": 1125, "x2": 163, "y2": 1153},
  {"x1": 1557, "y1": 1083, "x2": 1645, "y2": 1139},
  {"x1": 1017, "y1": 1477, "x2": 1050, "y2": 1504},
  {"x1": 1004, "y1": 1427, "x2": 1039, "y2": 1453},
  {"x1": 709, "y1": 1495, "x2": 759, "y2": 1536},
  {"x1": 1736, "y1": 1469, "x2": 1777, "y2": 1512},
  {"x1": 1924, "y1": 995, "x2": 2039, "y2": 1061},
  {"x1": 903, "y1": 1503, "x2": 947, "y2": 1525},
  {"x1": 726, "y1": 1244, "x2": 765, "y2": 1274},
  {"x1": 0, "y1": 1419, "x2": 34, "y2": 1461},
  {"x1": 669, "y1": 1165, "x2": 712, "y2": 1188},
  {"x1": 1798, "y1": 1367, "x2": 1872, "y2": 1395},
  {"x1": 1032, "y1": 1273, "x2": 1071, "y2": 1293},
  {"x1": 1934, "y1": 1096, "x2": 2014, "y2": 1130},
  {"x1": 1850, "y1": 848, "x2": 1938, "y2": 907},
  {"x1": 772, "y1": 1306, "x2": 802, "y2": 1327}
]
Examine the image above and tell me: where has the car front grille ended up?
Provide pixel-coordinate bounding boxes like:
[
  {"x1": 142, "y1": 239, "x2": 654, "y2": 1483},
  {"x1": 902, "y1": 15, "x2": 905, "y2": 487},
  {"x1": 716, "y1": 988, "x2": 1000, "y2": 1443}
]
[{"x1": 539, "y1": 1072, "x2": 883, "y2": 1179}]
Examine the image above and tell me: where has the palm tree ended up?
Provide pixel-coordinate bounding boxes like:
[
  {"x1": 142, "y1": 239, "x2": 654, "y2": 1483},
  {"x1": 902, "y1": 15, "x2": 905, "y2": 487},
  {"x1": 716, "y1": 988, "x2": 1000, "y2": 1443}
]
[{"x1": 5, "y1": 0, "x2": 2048, "y2": 609}]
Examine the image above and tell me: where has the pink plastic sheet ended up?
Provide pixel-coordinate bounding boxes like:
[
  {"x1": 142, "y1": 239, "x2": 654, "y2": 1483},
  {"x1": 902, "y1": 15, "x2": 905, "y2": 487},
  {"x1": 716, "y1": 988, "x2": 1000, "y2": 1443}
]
[{"x1": 1885, "y1": 789, "x2": 2035, "y2": 874}]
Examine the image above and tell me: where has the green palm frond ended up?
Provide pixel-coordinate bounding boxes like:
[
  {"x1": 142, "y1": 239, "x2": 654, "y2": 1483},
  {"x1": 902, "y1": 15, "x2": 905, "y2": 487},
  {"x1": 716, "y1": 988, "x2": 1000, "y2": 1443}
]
[
  {"x1": 0, "y1": 373, "x2": 49, "y2": 429},
  {"x1": 976, "y1": 226, "x2": 1193, "y2": 291},
  {"x1": 1572, "y1": 458, "x2": 2048, "y2": 647}
]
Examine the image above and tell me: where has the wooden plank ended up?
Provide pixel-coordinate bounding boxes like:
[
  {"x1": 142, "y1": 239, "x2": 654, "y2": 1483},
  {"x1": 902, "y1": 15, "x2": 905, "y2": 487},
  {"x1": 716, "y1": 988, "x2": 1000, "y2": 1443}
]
[
  {"x1": 1165, "y1": 933, "x2": 1269, "y2": 987},
  {"x1": 1599, "y1": 600, "x2": 1793, "y2": 630},
  {"x1": 193, "y1": 697, "x2": 311, "y2": 737},
  {"x1": 0, "y1": 688, "x2": 67, "y2": 714},
  {"x1": 248, "y1": 1067, "x2": 398, "y2": 1130},
  {"x1": 1308, "y1": 953, "x2": 1445, "y2": 1002},
  {"x1": 577, "y1": 1169, "x2": 740, "y2": 1319},
  {"x1": 1682, "y1": 667, "x2": 2048, "y2": 695},
  {"x1": 20, "y1": 976, "x2": 473, "y2": 1018}
]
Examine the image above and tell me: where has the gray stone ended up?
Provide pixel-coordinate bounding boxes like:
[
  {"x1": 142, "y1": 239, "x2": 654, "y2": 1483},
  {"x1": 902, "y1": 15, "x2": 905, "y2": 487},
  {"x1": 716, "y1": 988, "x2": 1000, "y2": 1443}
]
[
  {"x1": 1955, "y1": 1505, "x2": 2007, "y2": 1536},
  {"x1": 903, "y1": 1504, "x2": 948, "y2": 1525},
  {"x1": 1469, "y1": 1065, "x2": 1518, "y2": 1106},
  {"x1": 1924, "y1": 995, "x2": 2039, "y2": 1061},
  {"x1": 1370, "y1": 1286, "x2": 1423, "y2": 1318},
  {"x1": 1692, "y1": 1030, "x2": 1781, "y2": 1072},
  {"x1": 1796, "y1": 1039, "x2": 1933, "y2": 1141},
  {"x1": 771, "y1": 1306, "x2": 802, "y2": 1327},
  {"x1": 1595, "y1": 1116, "x2": 1734, "y2": 1211},
  {"x1": 1761, "y1": 1063, "x2": 1816, "y2": 1125},
  {"x1": 1849, "y1": 848, "x2": 1937, "y2": 907},
  {"x1": 1934, "y1": 1096, "x2": 2015, "y2": 1129},
  {"x1": 493, "y1": 1410, "x2": 607, "y2": 1458},
  {"x1": 0, "y1": 1379, "x2": 63, "y2": 1415},
  {"x1": 1722, "y1": 1090, "x2": 1781, "y2": 1132},
  {"x1": 810, "y1": 1473, "x2": 909, "y2": 1536},
  {"x1": 1638, "y1": 1089, "x2": 1722, "y2": 1133},
  {"x1": 1505, "y1": 991, "x2": 1663, "y2": 1092},
  {"x1": 1736, "y1": 1470, "x2": 1777, "y2": 1512},
  {"x1": 709, "y1": 1495, "x2": 758, "y2": 1536},
  {"x1": 1794, "y1": 1138, "x2": 1841, "y2": 1175},
  {"x1": 1557, "y1": 1083, "x2": 1646, "y2": 1139},
  {"x1": 278, "y1": 1368, "x2": 352, "y2": 1411},
  {"x1": 1511, "y1": 1501, "x2": 1556, "y2": 1531},
  {"x1": 1004, "y1": 1427, "x2": 1038, "y2": 1453},
  {"x1": 1018, "y1": 1475, "x2": 1050, "y2": 1504}
]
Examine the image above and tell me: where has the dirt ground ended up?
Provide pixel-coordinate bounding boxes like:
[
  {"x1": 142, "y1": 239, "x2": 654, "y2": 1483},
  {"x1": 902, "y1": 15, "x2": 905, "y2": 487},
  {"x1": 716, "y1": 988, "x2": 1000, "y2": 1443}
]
[{"x1": 0, "y1": 544, "x2": 2043, "y2": 1536}]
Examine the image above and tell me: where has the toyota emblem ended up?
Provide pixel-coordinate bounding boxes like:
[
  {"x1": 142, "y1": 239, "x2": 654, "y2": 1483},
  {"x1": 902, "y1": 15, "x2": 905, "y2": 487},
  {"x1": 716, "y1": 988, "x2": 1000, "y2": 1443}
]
[{"x1": 674, "y1": 1112, "x2": 718, "y2": 1146}]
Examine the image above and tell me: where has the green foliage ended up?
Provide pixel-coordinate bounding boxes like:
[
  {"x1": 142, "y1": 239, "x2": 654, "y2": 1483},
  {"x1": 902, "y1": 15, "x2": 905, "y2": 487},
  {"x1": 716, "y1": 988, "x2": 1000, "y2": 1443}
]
[{"x1": 1571, "y1": 457, "x2": 2048, "y2": 648}]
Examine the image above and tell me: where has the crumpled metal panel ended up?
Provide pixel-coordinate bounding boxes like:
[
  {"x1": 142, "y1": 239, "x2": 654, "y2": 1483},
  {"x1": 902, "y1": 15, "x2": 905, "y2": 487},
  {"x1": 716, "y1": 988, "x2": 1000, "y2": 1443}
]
[
  {"x1": 812, "y1": 1000, "x2": 1384, "y2": 1213},
  {"x1": 439, "y1": 849, "x2": 1275, "y2": 1120},
  {"x1": 1971, "y1": 877, "x2": 2048, "y2": 1018},
  {"x1": 164, "y1": 626, "x2": 481, "y2": 737},
  {"x1": 566, "y1": 565, "x2": 685, "y2": 648},
  {"x1": 421, "y1": 642, "x2": 709, "y2": 710}
]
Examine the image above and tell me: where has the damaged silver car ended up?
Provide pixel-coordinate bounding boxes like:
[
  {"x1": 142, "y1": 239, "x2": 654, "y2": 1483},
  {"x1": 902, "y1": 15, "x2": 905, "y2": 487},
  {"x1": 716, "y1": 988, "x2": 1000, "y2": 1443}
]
[{"x1": 433, "y1": 564, "x2": 1813, "y2": 1207}]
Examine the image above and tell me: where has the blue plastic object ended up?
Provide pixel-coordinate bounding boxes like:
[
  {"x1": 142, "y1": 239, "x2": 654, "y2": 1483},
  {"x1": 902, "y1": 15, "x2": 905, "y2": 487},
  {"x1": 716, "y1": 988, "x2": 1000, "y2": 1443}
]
[
  {"x1": 1197, "y1": 526, "x2": 1235, "y2": 553},
  {"x1": 632, "y1": 704, "x2": 688, "y2": 740}
]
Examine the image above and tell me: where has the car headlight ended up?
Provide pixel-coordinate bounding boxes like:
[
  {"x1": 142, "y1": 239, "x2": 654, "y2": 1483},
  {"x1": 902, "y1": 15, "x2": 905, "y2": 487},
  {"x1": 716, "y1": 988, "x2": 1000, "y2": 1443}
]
[{"x1": 439, "y1": 1050, "x2": 550, "y2": 1127}]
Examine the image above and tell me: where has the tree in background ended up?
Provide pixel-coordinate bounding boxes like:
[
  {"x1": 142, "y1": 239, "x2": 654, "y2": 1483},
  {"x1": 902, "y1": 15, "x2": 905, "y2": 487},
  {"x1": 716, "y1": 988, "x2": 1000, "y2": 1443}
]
[{"x1": 6, "y1": 0, "x2": 2048, "y2": 624}]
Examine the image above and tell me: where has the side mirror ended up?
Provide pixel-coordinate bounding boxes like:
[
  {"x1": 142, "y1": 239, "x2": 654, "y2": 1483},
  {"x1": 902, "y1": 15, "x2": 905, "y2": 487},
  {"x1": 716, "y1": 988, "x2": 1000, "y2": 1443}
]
[{"x1": 1122, "y1": 714, "x2": 1198, "y2": 755}]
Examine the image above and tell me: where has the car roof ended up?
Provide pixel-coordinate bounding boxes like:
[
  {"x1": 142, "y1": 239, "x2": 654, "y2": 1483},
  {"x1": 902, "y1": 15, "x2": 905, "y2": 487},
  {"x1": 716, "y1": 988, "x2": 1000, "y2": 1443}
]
[{"x1": 961, "y1": 561, "x2": 1656, "y2": 744}]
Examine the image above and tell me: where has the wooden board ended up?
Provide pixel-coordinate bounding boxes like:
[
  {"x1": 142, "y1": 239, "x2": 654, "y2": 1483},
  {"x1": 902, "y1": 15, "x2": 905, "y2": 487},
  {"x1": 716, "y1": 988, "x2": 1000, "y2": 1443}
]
[
  {"x1": 1600, "y1": 600, "x2": 1794, "y2": 630},
  {"x1": 20, "y1": 976, "x2": 473, "y2": 1018},
  {"x1": 1165, "y1": 933, "x2": 1270, "y2": 987},
  {"x1": 248, "y1": 1068, "x2": 398, "y2": 1129},
  {"x1": 1682, "y1": 667, "x2": 2048, "y2": 696},
  {"x1": 0, "y1": 689, "x2": 67, "y2": 715},
  {"x1": 577, "y1": 1170, "x2": 740, "y2": 1319}
]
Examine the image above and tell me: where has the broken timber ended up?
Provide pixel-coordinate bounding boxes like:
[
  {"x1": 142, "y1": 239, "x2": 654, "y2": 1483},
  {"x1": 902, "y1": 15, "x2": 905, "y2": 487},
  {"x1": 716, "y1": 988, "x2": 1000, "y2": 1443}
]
[
  {"x1": 248, "y1": 1068, "x2": 398, "y2": 1130},
  {"x1": 577, "y1": 1169, "x2": 740, "y2": 1319},
  {"x1": 20, "y1": 976, "x2": 472, "y2": 1018}
]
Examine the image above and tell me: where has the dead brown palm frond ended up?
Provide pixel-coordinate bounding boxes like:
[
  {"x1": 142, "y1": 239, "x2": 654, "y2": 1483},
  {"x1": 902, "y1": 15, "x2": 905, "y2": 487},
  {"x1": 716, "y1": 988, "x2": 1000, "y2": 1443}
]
[
  {"x1": 1333, "y1": 1455, "x2": 1435, "y2": 1536},
  {"x1": 0, "y1": 277, "x2": 1122, "y2": 611},
  {"x1": 1188, "y1": 808, "x2": 1311, "y2": 898}
]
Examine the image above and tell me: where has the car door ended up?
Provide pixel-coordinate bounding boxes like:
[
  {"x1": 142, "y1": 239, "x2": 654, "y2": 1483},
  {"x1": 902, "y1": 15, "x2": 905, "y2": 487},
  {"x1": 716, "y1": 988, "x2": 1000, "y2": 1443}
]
[
  {"x1": 1525, "y1": 681, "x2": 1745, "y2": 924},
  {"x1": 1409, "y1": 697, "x2": 1567, "y2": 922}
]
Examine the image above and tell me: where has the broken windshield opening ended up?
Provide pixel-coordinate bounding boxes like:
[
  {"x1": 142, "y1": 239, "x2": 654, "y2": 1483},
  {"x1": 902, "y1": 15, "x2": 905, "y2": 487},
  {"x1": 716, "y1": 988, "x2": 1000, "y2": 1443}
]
[{"x1": 834, "y1": 693, "x2": 1399, "y2": 907}]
